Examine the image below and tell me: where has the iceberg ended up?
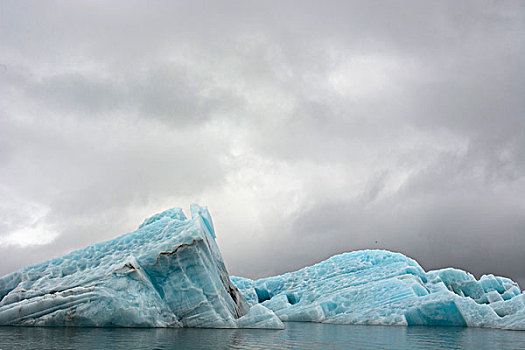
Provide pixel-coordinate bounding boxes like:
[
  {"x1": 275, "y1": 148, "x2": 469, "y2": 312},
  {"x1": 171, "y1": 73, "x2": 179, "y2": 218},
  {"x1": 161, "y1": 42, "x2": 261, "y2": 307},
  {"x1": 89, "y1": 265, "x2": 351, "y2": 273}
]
[
  {"x1": 231, "y1": 250, "x2": 525, "y2": 330},
  {"x1": 1, "y1": 204, "x2": 523, "y2": 331},
  {"x1": 0, "y1": 205, "x2": 283, "y2": 329}
]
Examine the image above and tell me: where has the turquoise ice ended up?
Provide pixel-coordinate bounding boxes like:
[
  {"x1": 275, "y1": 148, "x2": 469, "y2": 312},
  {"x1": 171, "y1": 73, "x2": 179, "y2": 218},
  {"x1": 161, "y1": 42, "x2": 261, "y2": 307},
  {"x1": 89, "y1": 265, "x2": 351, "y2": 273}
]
[
  {"x1": 232, "y1": 250, "x2": 525, "y2": 330},
  {"x1": 1, "y1": 205, "x2": 523, "y2": 330},
  {"x1": 0, "y1": 205, "x2": 283, "y2": 329}
]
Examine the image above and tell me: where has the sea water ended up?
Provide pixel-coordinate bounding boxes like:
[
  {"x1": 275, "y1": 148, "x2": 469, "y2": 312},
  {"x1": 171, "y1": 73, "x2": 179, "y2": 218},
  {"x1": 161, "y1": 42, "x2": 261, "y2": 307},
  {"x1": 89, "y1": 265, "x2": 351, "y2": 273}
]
[{"x1": 1, "y1": 323, "x2": 524, "y2": 350}]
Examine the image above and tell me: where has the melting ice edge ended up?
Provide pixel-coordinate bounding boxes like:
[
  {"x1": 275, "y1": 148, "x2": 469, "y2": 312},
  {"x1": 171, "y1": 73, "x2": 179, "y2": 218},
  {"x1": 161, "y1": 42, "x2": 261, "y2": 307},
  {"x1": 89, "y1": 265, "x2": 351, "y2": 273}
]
[{"x1": 0, "y1": 205, "x2": 523, "y2": 330}]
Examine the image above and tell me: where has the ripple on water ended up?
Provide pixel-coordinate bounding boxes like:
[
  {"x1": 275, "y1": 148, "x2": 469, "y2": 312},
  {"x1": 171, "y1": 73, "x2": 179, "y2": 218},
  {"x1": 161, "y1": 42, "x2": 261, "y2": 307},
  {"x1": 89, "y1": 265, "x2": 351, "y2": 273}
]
[{"x1": 1, "y1": 323, "x2": 524, "y2": 350}]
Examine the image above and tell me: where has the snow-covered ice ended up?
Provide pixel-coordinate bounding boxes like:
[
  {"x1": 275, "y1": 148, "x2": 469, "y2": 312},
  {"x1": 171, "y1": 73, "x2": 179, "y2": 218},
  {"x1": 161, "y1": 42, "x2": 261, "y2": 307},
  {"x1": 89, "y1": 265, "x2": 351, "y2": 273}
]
[
  {"x1": 0, "y1": 205, "x2": 283, "y2": 329},
  {"x1": 232, "y1": 250, "x2": 525, "y2": 330}
]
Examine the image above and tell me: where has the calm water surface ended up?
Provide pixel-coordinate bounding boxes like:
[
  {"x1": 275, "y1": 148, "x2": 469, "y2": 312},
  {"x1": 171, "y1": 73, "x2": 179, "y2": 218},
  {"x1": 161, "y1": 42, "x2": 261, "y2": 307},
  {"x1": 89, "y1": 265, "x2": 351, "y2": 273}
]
[{"x1": 1, "y1": 323, "x2": 524, "y2": 350}]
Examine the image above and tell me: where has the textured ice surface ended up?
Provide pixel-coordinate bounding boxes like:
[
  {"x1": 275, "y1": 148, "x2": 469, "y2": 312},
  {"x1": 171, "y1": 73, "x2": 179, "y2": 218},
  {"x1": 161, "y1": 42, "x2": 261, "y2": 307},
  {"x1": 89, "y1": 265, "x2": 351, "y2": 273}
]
[
  {"x1": 0, "y1": 205, "x2": 283, "y2": 329},
  {"x1": 232, "y1": 250, "x2": 525, "y2": 330},
  {"x1": 2, "y1": 205, "x2": 522, "y2": 331}
]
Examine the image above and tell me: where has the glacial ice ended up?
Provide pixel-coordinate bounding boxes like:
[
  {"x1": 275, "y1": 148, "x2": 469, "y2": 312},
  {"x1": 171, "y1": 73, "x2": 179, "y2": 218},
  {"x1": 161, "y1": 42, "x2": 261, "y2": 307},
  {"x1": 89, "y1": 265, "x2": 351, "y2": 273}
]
[
  {"x1": 1, "y1": 205, "x2": 523, "y2": 331},
  {"x1": 232, "y1": 250, "x2": 525, "y2": 330},
  {"x1": 0, "y1": 205, "x2": 283, "y2": 329}
]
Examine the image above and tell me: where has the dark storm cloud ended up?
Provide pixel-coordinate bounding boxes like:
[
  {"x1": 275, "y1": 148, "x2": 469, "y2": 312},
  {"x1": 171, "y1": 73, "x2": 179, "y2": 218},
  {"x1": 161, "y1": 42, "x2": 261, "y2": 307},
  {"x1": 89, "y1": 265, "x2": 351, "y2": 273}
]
[
  {"x1": 0, "y1": 1, "x2": 524, "y2": 288},
  {"x1": 283, "y1": 158, "x2": 525, "y2": 285}
]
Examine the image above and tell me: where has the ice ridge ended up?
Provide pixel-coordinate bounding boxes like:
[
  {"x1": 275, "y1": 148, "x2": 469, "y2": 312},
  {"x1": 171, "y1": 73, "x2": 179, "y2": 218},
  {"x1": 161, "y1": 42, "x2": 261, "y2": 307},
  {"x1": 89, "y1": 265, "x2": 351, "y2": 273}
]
[
  {"x1": 0, "y1": 205, "x2": 283, "y2": 329},
  {"x1": 231, "y1": 250, "x2": 524, "y2": 330}
]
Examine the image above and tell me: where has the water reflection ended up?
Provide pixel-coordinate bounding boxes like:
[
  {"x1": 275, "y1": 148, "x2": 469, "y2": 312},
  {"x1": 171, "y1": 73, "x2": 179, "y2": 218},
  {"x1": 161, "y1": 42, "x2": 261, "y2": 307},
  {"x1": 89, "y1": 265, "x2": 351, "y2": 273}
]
[{"x1": 0, "y1": 323, "x2": 523, "y2": 350}]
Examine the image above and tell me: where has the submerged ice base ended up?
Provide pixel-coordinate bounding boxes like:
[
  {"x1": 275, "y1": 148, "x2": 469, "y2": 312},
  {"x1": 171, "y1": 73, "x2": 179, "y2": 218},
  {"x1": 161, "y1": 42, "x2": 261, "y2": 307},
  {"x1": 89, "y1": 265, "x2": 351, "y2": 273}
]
[
  {"x1": 0, "y1": 205, "x2": 283, "y2": 329},
  {"x1": 232, "y1": 250, "x2": 525, "y2": 330}
]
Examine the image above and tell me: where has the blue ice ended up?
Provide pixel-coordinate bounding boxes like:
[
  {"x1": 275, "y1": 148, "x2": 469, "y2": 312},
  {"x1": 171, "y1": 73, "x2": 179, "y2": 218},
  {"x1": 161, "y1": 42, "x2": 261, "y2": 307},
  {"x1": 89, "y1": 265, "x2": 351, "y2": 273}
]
[
  {"x1": 0, "y1": 205, "x2": 283, "y2": 329},
  {"x1": 232, "y1": 250, "x2": 524, "y2": 330},
  {"x1": 1, "y1": 205, "x2": 523, "y2": 331}
]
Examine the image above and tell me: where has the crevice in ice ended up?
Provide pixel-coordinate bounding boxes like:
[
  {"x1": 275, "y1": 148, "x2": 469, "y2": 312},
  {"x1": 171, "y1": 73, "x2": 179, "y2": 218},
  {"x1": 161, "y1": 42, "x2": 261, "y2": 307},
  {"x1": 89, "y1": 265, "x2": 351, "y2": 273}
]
[
  {"x1": 255, "y1": 288, "x2": 271, "y2": 303},
  {"x1": 221, "y1": 276, "x2": 245, "y2": 318},
  {"x1": 228, "y1": 285, "x2": 239, "y2": 305},
  {"x1": 152, "y1": 239, "x2": 202, "y2": 265},
  {"x1": 286, "y1": 293, "x2": 298, "y2": 305}
]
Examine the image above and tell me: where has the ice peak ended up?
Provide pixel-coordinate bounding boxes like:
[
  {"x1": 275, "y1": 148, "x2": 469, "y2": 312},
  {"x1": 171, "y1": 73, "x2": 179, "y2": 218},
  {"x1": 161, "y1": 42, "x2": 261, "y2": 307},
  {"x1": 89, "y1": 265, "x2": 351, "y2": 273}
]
[
  {"x1": 190, "y1": 204, "x2": 216, "y2": 239},
  {"x1": 0, "y1": 204, "x2": 283, "y2": 329},
  {"x1": 138, "y1": 207, "x2": 187, "y2": 229}
]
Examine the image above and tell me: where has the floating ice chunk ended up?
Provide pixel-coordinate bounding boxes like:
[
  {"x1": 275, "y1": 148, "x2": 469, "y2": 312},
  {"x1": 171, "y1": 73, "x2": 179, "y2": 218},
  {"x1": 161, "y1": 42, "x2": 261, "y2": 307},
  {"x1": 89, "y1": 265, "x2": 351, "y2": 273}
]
[
  {"x1": 233, "y1": 250, "x2": 525, "y2": 330},
  {"x1": 0, "y1": 205, "x2": 282, "y2": 329},
  {"x1": 237, "y1": 304, "x2": 284, "y2": 329}
]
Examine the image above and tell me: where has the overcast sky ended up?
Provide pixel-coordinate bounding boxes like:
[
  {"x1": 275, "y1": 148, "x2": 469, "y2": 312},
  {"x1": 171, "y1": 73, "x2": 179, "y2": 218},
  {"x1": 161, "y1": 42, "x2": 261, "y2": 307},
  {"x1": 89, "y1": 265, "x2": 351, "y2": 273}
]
[{"x1": 1, "y1": 1, "x2": 524, "y2": 288}]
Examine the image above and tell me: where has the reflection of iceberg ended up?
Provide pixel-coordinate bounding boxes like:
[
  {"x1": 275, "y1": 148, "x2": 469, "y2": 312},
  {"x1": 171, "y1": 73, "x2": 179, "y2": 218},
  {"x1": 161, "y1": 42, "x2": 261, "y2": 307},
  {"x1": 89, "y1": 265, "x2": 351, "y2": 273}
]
[
  {"x1": 0, "y1": 205, "x2": 283, "y2": 329},
  {"x1": 232, "y1": 250, "x2": 525, "y2": 330}
]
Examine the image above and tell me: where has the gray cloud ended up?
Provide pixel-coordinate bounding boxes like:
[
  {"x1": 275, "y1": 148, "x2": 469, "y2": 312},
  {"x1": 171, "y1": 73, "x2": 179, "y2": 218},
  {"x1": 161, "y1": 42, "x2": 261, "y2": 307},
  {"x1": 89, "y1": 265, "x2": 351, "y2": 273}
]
[{"x1": 0, "y1": 1, "x2": 524, "y2": 289}]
